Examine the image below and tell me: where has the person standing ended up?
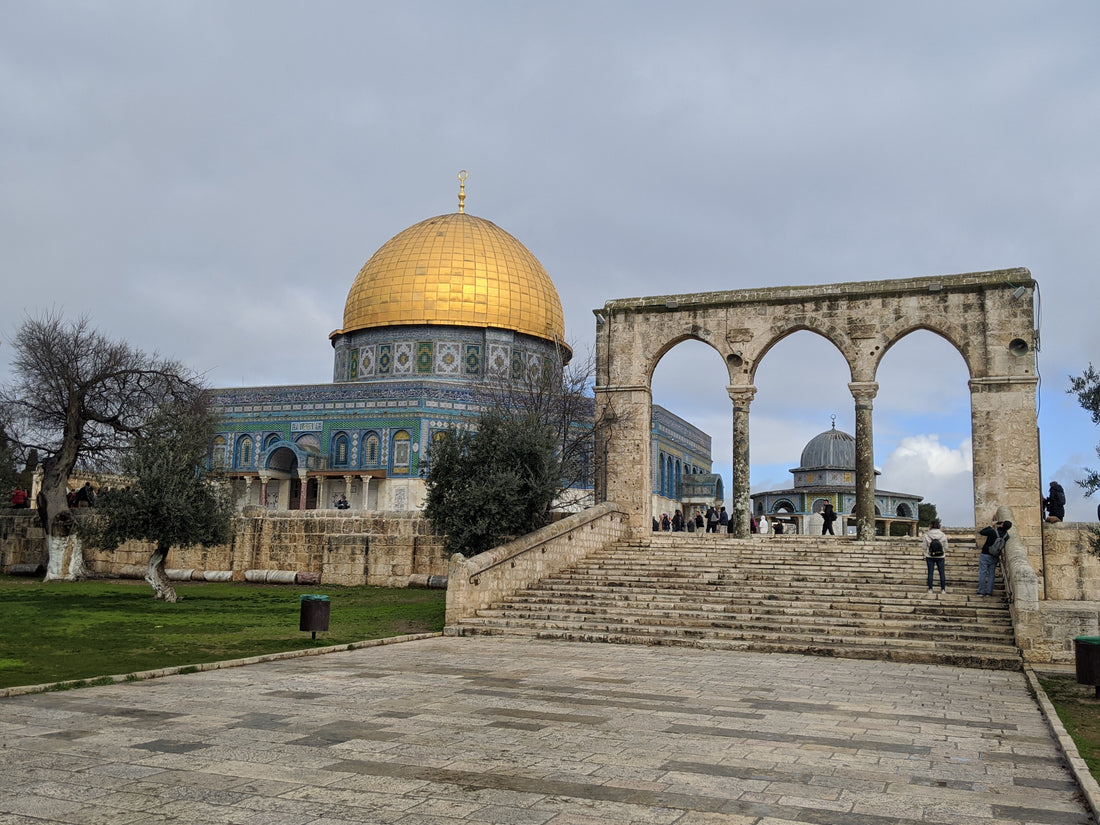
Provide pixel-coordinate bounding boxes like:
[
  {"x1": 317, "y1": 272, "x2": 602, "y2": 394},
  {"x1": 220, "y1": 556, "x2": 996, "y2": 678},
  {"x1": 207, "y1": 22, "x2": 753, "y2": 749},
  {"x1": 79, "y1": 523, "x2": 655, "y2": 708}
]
[
  {"x1": 821, "y1": 503, "x2": 837, "y2": 536},
  {"x1": 706, "y1": 506, "x2": 719, "y2": 533},
  {"x1": 922, "y1": 518, "x2": 948, "y2": 594},
  {"x1": 718, "y1": 506, "x2": 729, "y2": 531},
  {"x1": 1043, "y1": 481, "x2": 1066, "y2": 523},
  {"x1": 672, "y1": 509, "x2": 684, "y2": 532},
  {"x1": 976, "y1": 519, "x2": 1011, "y2": 596}
]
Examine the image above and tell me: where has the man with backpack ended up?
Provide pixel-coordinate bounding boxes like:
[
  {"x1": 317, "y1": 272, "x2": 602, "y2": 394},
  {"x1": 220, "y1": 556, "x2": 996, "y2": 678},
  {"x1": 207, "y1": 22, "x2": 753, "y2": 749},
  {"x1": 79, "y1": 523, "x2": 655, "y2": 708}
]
[
  {"x1": 977, "y1": 519, "x2": 1011, "y2": 596},
  {"x1": 922, "y1": 519, "x2": 949, "y2": 594}
]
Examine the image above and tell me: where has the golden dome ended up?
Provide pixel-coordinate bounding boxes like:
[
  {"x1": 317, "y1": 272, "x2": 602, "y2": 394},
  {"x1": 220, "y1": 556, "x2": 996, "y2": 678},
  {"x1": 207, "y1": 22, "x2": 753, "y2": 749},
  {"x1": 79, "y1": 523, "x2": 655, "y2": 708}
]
[{"x1": 337, "y1": 211, "x2": 566, "y2": 346}]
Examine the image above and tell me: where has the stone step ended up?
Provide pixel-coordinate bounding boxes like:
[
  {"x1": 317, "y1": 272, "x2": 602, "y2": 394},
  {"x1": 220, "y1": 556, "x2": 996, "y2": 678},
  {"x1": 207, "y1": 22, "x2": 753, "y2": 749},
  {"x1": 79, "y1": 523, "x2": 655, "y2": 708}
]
[
  {"x1": 447, "y1": 536, "x2": 1020, "y2": 670},
  {"x1": 471, "y1": 609, "x2": 1014, "y2": 643},
  {"x1": 528, "y1": 581, "x2": 1004, "y2": 601},
  {"x1": 503, "y1": 594, "x2": 1014, "y2": 623},
  {"x1": 446, "y1": 624, "x2": 1021, "y2": 671}
]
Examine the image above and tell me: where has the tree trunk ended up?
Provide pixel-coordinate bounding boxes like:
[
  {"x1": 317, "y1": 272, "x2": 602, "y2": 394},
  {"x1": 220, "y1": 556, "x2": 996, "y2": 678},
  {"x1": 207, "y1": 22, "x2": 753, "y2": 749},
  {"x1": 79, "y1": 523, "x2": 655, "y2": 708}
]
[
  {"x1": 38, "y1": 470, "x2": 87, "y2": 581},
  {"x1": 145, "y1": 545, "x2": 178, "y2": 602}
]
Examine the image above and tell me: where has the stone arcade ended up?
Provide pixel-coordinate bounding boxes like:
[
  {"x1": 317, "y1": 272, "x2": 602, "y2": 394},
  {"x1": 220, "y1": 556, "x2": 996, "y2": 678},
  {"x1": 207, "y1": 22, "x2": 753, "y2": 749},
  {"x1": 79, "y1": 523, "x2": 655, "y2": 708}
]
[{"x1": 593, "y1": 269, "x2": 1042, "y2": 551}]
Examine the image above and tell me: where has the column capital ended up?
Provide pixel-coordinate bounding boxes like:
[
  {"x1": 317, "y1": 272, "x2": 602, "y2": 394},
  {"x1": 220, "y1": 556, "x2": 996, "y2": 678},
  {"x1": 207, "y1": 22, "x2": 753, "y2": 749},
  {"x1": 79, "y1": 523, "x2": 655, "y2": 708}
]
[
  {"x1": 848, "y1": 381, "x2": 880, "y2": 407},
  {"x1": 726, "y1": 385, "x2": 758, "y2": 407}
]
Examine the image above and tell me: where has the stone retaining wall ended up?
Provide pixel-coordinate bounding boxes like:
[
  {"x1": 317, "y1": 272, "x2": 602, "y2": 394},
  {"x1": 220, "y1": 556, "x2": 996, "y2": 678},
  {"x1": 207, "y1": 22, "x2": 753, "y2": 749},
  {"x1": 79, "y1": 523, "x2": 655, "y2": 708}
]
[
  {"x1": 1001, "y1": 512, "x2": 1100, "y2": 664},
  {"x1": 0, "y1": 509, "x2": 447, "y2": 588},
  {"x1": 444, "y1": 502, "x2": 628, "y2": 626}
]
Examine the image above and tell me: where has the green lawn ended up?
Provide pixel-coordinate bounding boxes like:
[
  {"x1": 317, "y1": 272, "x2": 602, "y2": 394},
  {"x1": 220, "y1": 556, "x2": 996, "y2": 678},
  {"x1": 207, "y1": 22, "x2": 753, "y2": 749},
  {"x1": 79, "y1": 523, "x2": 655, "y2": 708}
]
[
  {"x1": 1038, "y1": 672, "x2": 1100, "y2": 781},
  {"x1": 0, "y1": 575, "x2": 445, "y2": 689}
]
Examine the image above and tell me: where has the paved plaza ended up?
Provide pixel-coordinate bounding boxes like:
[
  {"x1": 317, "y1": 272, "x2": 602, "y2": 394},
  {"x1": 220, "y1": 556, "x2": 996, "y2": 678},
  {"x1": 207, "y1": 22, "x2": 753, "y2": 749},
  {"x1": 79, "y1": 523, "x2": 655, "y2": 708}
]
[{"x1": 0, "y1": 636, "x2": 1093, "y2": 824}]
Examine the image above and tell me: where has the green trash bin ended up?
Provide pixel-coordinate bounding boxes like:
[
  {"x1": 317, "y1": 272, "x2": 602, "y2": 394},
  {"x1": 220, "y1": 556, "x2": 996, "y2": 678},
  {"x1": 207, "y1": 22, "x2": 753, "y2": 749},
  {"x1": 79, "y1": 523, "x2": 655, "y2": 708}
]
[
  {"x1": 1074, "y1": 636, "x2": 1100, "y2": 696},
  {"x1": 299, "y1": 594, "x2": 330, "y2": 638}
]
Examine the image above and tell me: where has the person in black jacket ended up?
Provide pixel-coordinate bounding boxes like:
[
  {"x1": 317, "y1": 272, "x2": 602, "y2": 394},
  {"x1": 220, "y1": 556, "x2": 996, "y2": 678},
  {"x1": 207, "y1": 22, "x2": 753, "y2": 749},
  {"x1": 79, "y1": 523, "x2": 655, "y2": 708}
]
[
  {"x1": 821, "y1": 503, "x2": 837, "y2": 536},
  {"x1": 1043, "y1": 481, "x2": 1066, "y2": 523},
  {"x1": 976, "y1": 519, "x2": 1011, "y2": 596}
]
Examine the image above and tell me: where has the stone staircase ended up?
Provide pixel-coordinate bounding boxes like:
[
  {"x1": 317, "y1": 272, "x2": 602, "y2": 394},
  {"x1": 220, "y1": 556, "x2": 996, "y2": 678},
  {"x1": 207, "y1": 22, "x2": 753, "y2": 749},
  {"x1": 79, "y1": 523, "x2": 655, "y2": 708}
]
[{"x1": 446, "y1": 531, "x2": 1022, "y2": 670}]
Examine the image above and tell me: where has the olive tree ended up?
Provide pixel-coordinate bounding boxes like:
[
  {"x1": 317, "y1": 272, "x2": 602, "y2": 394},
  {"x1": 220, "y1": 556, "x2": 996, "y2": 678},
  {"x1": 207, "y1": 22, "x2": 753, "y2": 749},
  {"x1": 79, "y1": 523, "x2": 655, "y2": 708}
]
[
  {"x1": 474, "y1": 345, "x2": 598, "y2": 510},
  {"x1": 424, "y1": 411, "x2": 558, "y2": 558},
  {"x1": 82, "y1": 400, "x2": 234, "y2": 601},
  {"x1": 1, "y1": 313, "x2": 201, "y2": 579}
]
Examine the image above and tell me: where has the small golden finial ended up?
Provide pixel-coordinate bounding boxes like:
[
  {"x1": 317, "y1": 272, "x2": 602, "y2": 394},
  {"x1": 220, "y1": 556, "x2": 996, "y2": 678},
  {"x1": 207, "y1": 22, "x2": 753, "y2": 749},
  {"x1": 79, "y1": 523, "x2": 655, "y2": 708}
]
[{"x1": 457, "y1": 170, "x2": 468, "y2": 214}]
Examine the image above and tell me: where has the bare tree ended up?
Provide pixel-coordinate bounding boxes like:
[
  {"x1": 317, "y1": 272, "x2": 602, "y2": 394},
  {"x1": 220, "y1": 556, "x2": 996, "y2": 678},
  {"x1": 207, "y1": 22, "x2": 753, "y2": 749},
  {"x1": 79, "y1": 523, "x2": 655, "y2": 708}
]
[
  {"x1": 1, "y1": 313, "x2": 202, "y2": 580},
  {"x1": 473, "y1": 344, "x2": 599, "y2": 510}
]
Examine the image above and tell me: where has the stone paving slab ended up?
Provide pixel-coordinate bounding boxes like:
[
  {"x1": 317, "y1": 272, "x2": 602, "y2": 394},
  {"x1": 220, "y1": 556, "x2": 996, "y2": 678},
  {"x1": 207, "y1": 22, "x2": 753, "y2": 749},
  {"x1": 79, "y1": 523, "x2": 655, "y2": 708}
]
[{"x1": 0, "y1": 637, "x2": 1093, "y2": 825}]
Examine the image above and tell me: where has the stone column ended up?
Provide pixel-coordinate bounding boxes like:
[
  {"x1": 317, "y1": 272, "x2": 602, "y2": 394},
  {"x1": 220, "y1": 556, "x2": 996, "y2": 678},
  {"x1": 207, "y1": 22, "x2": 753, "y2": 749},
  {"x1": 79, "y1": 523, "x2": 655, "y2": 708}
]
[
  {"x1": 297, "y1": 470, "x2": 309, "y2": 510},
  {"x1": 848, "y1": 381, "x2": 879, "y2": 540},
  {"x1": 359, "y1": 476, "x2": 372, "y2": 510},
  {"x1": 242, "y1": 476, "x2": 254, "y2": 508},
  {"x1": 727, "y1": 385, "x2": 756, "y2": 538},
  {"x1": 259, "y1": 473, "x2": 270, "y2": 508},
  {"x1": 970, "y1": 374, "x2": 1042, "y2": 562},
  {"x1": 593, "y1": 382, "x2": 653, "y2": 536}
]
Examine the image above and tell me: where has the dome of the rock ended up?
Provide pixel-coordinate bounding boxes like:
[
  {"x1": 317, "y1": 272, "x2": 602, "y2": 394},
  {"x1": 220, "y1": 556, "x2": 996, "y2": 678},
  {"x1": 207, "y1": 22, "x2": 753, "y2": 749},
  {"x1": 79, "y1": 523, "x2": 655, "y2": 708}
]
[{"x1": 335, "y1": 211, "x2": 567, "y2": 350}]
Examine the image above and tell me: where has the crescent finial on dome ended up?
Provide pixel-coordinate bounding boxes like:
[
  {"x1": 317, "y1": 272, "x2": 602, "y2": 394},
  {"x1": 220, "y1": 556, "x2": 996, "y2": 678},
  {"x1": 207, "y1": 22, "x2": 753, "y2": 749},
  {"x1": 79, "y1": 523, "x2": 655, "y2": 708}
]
[{"x1": 457, "y1": 170, "x2": 468, "y2": 214}]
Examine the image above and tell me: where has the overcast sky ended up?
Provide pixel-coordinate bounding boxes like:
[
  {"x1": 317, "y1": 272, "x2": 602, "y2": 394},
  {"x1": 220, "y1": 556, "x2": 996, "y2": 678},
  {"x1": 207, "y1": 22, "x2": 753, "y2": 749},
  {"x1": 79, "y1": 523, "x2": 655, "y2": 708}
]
[{"x1": 3, "y1": 1, "x2": 1098, "y2": 526}]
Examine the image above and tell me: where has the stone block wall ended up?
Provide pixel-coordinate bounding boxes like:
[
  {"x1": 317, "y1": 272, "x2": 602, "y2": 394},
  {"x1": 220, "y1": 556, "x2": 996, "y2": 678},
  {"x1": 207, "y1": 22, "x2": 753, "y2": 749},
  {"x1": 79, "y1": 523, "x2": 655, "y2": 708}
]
[
  {"x1": 1002, "y1": 516, "x2": 1100, "y2": 665},
  {"x1": 445, "y1": 502, "x2": 628, "y2": 625},
  {"x1": 1041, "y1": 522, "x2": 1100, "y2": 600},
  {"x1": 0, "y1": 509, "x2": 447, "y2": 588},
  {"x1": 0, "y1": 512, "x2": 46, "y2": 571}
]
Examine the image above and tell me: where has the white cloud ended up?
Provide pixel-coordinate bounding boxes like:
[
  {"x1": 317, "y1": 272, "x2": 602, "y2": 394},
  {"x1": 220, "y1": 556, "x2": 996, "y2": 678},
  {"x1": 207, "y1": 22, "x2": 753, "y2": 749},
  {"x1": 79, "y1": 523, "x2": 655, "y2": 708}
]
[{"x1": 879, "y1": 435, "x2": 973, "y2": 527}]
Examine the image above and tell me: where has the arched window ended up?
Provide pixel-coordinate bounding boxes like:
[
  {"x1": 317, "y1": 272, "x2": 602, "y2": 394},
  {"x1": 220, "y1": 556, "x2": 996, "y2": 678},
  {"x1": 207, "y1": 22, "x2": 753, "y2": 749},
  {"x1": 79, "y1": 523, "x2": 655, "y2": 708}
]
[
  {"x1": 392, "y1": 430, "x2": 411, "y2": 470},
  {"x1": 427, "y1": 430, "x2": 448, "y2": 468},
  {"x1": 332, "y1": 433, "x2": 349, "y2": 467},
  {"x1": 263, "y1": 433, "x2": 280, "y2": 451},
  {"x1": 659, "y1": 452, "x2": 666, "y2": 497},
  {"x1": 212, "y1": 436, "x2": 227, "y2": 469},
  {"x1": 363, "y1": 432, "x2": 380, "y2": 465},
  {"x1": 237, "y1": 436, "x2": 253, "y2": 468},
  {"x1": 896, "y1": 503, "x2": 913, "y2": 518},
  {"x1": 674, "y1": 459, "x2": 682, "y2": 499}
]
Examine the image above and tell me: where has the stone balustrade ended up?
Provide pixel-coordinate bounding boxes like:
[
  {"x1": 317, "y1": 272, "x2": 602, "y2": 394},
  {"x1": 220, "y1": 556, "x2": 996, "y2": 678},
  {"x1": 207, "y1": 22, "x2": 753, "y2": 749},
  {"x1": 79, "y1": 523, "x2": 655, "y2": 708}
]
[{"x1": 444, "y1": 502, "x2": 628, "y2": 626}]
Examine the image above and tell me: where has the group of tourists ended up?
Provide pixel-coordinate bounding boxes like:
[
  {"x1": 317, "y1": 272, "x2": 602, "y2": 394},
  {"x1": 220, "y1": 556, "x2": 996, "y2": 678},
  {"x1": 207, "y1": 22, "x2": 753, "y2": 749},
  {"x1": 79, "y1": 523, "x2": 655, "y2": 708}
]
[
  {"x1": 921, "y1": 475, "x2": 1071, "y2": 596},
  {"x1": 920, "y1": 517, "x2": 1011, "y2": 597},
  {"x1": 653, "y1": 505, "x2": 734, "y2": 533}
]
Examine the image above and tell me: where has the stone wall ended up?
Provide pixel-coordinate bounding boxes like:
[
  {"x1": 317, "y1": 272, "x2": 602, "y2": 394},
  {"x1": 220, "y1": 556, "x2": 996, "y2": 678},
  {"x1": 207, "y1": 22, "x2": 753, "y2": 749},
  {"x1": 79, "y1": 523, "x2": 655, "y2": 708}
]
[
  {"x1": 444, "y1": 502, "x2": 628, "y2": 626},
  {"x1": 0, "y1": 509, "x2": 447, "y2": 588},
  {"x1": 1002, "y1": 514, "x2": 1100, "y2": 665},
  {"x1": 1042, "y1": 522, "x2": 1100, "y2": 601}
]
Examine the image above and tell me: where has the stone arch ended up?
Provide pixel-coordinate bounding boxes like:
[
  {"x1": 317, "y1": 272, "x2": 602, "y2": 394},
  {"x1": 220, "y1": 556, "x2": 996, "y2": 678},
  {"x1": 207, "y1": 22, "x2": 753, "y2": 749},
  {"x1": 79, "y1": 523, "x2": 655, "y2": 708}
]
[
  {"x1": 750, "y1": 323, "x2": 857, "y2": 385},
  {"x1": 645, "y1": 331, "x2": 726, "y2": 384},
  {"x1": 872, "y1": 320, "x2": 974, "y2": 379},
  {"x1": 594, "y1": 268, "x2": 1040, "y2": 550}
]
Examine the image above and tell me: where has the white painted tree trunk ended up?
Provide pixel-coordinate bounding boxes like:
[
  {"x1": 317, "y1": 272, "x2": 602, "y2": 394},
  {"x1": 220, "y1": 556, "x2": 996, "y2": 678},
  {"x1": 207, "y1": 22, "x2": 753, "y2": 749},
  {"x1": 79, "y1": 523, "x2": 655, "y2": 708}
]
[
  {"x1": 145, "y1": 548, "x2": 179, "y2": 602},
  {"x1": 44, "y1": 533, "x2": 88, "y2": 581}
]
